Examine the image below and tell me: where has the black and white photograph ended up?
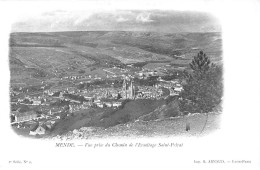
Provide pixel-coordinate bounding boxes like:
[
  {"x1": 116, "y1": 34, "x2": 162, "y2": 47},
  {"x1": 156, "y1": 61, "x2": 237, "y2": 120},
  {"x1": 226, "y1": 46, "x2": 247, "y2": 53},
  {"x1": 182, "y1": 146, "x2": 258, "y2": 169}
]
[
  {"x1": 0, "y1": 0, "x2": 260, "y2": 170},
  {"x1": 9, "y1": 9, "x2": 222, "y2": 139}
]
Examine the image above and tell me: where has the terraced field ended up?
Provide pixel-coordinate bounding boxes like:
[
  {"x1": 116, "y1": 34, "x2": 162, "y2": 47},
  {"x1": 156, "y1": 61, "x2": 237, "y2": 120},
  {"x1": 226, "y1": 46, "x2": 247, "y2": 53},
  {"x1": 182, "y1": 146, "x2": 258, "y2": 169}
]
[{"x1": 9, "y1": 31, "x2": 222, "y2": 85}]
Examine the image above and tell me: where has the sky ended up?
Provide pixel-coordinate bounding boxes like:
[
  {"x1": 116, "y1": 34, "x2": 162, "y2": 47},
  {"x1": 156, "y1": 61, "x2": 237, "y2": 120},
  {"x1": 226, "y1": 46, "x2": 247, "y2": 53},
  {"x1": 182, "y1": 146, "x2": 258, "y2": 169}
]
[{"x1": 11, "y1": 10, "x2": 221, "y2": 33}]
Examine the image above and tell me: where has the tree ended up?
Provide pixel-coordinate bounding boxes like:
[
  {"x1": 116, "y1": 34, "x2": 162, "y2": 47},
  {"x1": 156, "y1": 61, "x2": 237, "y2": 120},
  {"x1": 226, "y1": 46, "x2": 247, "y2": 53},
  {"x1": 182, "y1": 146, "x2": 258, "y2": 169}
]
[
  {"x1": 179, "y1": 51, "x2": 223, "y2": 113},
  {"x1": 189, "y1": 50, "x2": 211, "y2": 73}
]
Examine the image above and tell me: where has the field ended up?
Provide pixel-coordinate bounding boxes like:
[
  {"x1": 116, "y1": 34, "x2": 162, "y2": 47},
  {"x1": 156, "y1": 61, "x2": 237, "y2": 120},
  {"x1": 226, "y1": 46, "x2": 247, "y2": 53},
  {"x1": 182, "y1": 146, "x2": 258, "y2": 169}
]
[{"x1": 9, "y1": 31, "x2": 222, "y2": 85}]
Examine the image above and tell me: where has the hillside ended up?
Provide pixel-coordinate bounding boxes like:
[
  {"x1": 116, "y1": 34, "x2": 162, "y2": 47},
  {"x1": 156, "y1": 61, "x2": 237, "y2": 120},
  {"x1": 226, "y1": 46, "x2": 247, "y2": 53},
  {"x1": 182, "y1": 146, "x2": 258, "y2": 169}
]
[
  {"x1": 10, "y1": 31, "x2": 222, "y2": 63},
  {"x1": 49, "y1": 112, "x2": 221, "y2": 140},
  {"x1": 9, "y1": 31, "x2": 222, "y2": 86},
  {"x1": 47, "y1": 100, "x2": 222, "y2": 139}
]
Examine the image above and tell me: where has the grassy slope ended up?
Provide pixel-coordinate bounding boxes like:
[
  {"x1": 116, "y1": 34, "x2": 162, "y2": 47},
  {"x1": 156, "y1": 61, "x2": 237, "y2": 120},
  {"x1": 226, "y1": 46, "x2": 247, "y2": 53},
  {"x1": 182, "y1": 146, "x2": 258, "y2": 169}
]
[
  {"x1": 48, "y1": 99, "x2": 221, "y2": 139},
  {"x1": 107, "y1": 113, "x2": 221, "y2": 138},
  {"x1": 50, "y1": 112, "x2": 221, "y2": 139},
  {"x1": 96, "y1": 99, "x2": 165, "y2": 128}
]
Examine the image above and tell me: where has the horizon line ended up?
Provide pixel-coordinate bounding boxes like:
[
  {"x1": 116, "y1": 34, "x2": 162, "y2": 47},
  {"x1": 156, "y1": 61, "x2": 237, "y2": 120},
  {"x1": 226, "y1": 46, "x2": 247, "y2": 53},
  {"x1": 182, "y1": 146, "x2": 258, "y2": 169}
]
[{"x1": 11, "y1": 30, "x2": 222, "y2": 34}]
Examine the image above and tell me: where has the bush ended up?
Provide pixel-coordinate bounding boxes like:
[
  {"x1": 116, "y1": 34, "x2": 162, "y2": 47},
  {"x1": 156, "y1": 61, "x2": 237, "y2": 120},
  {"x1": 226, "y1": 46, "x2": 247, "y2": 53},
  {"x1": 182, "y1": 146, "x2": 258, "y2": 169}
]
[{"x1": 163, "y1": 100, "x2": 181, "y2": 118}]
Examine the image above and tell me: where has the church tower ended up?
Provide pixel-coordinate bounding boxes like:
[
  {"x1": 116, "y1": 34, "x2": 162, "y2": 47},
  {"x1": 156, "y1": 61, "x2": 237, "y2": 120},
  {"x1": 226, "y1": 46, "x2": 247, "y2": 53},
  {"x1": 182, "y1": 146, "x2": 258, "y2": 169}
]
[
  {"x1": 122, "y1": 78, "x2": 127, "y2": 99},
  {"x1": 122, "y1": 77, "x2": 135, "y2": 99},
  {"x1": 129, "y1": 81, "x2": 133, "y2": 99},
  {"x1": 132, "y1": 83, "x2": 135, "y2": 99},
  {"x1": 128, "y1": 80, "x2": 135, "y2": 99}
]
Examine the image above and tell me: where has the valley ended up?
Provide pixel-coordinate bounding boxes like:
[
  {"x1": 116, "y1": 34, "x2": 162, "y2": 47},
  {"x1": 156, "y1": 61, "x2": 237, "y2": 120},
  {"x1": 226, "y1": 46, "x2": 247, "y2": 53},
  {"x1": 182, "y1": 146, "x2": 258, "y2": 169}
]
[{"x1": 9, "y1": 31, "x2": 222, "y2": 138}]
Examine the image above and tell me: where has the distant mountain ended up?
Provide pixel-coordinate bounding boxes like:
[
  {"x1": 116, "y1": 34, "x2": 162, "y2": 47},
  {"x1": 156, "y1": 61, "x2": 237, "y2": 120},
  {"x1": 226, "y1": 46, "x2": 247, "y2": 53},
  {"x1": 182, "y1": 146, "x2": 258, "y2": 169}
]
[{"x1": 9, "y1": 31, "x2": 222, "y2": 85}]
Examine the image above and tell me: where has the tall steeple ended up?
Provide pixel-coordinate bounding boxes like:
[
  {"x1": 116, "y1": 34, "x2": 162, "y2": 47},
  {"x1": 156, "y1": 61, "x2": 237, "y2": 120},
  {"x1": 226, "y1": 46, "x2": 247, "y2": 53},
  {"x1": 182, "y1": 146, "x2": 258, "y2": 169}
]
[
  {"x1": 129, "y1": 81, "x2": 133, "y2": 99},
  {"x1": 122, "y1": 77, "x2": 135, "y2": 99},
  {"x1": 122, "y1": 78, "x2": 127, "y2": 99},
  {"x1": 132, "y1": 83, "x2": 135, "y2": 99}
]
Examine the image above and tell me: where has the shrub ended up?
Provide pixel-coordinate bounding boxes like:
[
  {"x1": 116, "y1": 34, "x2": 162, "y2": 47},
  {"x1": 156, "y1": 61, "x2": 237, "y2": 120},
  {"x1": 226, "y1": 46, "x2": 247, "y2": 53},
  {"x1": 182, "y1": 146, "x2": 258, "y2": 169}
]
[{"x1": 163, "y1": 100, "x2": 181, "y2": 118}]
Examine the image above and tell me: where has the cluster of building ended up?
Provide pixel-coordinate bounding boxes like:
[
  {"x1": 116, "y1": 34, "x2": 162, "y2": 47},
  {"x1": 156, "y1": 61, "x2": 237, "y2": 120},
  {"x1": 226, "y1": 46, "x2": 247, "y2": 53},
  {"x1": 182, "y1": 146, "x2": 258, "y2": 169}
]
[
  {"x1": 45, "y1": 87, "x2": 79, "y2": 96},
  {"x1": 11, "y1": 110, "x2": 58, "y2": 129},
  {"x1": 93, "y1": 100, "x2": 122, "y2": 108},
  {"x1": 11, "y1": 106, "x2": 63, "y2": 136},
  {"x1": 11, "y1": 110, "x2": 38, "y2": 123},
  {"x1": 83, "y1": 88, "x2": 120, "y2": 100},
  {"x1": 157, "y1": 79, "x2": 184, "y2": 96},
  {"x1": 136, "y1": 71, "x2": 157, "y2": 79},
  {"x1": 18, "y1": 96, "x2": 43, "y2": 105},
  {"x1": 29, "y1": 119, "x2": 57, "y2": 136},
  {"x1": 61, "y1": 74, "x2": 94, "y2": 81},
  {"x1": 10, "y1": 64, "x2": 186, "y2": 137},
  {"x1": 136, "y1": 86, "x2": 163, "y2": 99},
  {"x1": 68, "y1": 102, "x2": 91, "y2": 112},
  {"x1": 11, "y1": 75, "x2": 183, "y2": 124}
]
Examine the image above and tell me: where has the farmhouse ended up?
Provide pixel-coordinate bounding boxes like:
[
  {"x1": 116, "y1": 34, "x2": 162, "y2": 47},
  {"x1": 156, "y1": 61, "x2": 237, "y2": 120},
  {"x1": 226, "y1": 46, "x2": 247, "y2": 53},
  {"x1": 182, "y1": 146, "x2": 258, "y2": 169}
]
[
  {"x1": 112, "y1": 101, "x2": 122, "y2": 107},
  {"x1": 29, "y1": 124, "x2": 47, "y2": 135},
  {"x1": 104, "y1": 102, "x2": 112, "y2": 107},
  {"x1": 14, "y1": 111, "x2": 37, "y2": 123},
  {"x1": 45, "y1": 121, "x2": 55, "y2": 129},
  {"x1": 32, "y1": 100, "x2": 41, "y2": 105},
  {"x1": 96, "y1": 102, "x2": 104, "y2": 108}
]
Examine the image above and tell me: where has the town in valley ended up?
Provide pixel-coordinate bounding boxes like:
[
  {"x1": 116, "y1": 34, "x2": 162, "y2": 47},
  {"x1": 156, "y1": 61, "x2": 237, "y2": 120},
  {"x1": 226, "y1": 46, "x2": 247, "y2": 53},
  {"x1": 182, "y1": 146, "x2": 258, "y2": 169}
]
[{"x1": 9, "y1": 10, "x2": 222, "y2": 138}]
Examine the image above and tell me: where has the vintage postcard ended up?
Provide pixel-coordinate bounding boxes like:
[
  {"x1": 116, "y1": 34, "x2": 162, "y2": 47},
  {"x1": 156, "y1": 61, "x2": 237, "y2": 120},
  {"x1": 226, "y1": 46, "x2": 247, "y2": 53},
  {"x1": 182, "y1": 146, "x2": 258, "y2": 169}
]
[{"x1": 0, "y1": 0, "x2": 260, "y2": 169}]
